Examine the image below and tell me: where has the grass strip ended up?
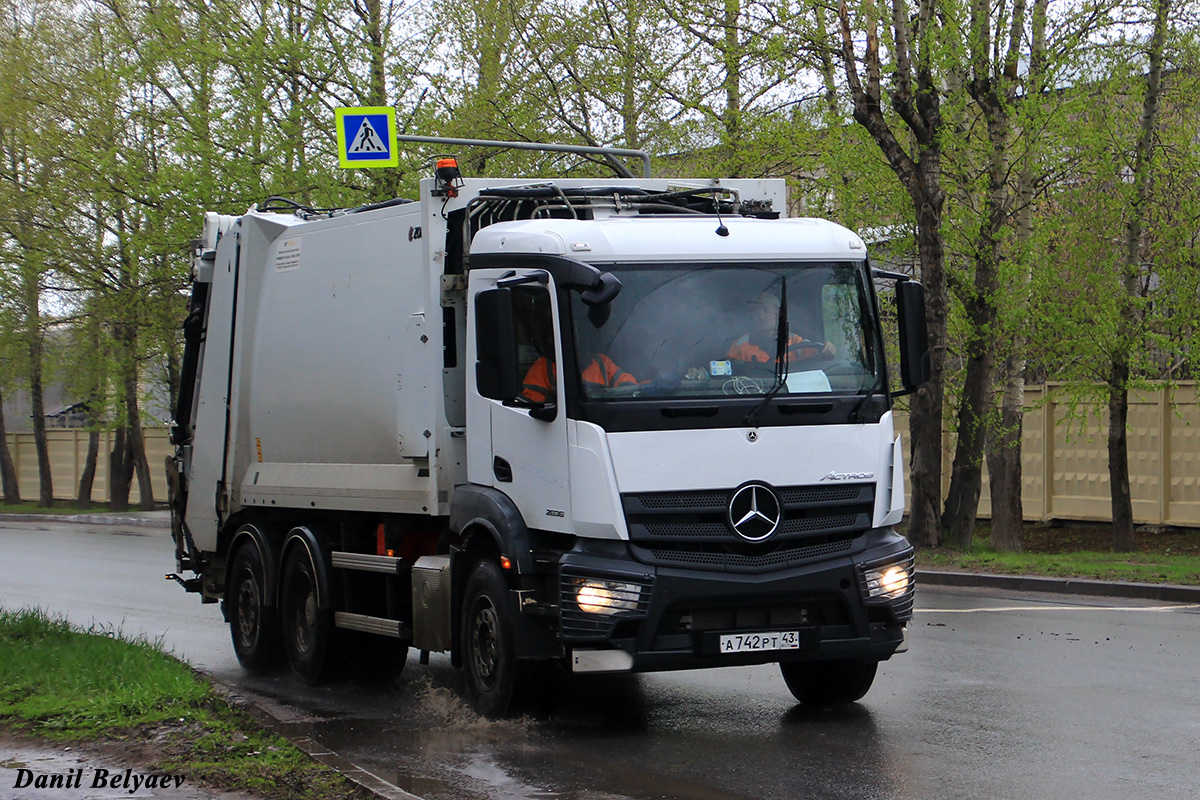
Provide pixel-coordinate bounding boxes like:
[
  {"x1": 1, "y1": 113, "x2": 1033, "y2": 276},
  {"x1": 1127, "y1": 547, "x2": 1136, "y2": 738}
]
[
  {"x1": 0, "y1": 608, "x2": 370, "y2": 800},
  {"x1": 918, "y1": 532, "x2": 1200, "y2": 586},
  {"x1": 0, "y1": 502, "x2": 115, "y2": 516}
]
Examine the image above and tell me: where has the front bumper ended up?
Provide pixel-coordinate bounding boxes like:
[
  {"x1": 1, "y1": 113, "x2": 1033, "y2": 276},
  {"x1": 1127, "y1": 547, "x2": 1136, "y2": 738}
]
[{"x1": 556, "y1": 527, "x2": 913, "y2": 673}]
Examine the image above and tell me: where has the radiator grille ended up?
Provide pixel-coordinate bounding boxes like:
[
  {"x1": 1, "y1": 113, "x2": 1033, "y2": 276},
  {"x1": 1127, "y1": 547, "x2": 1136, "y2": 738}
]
[
  {"x1": 635, "y1": 537, "x2": 855, "y2": 571},
  {"x1": 622, "y1": 483, "x2": 873, "y2": 572}
]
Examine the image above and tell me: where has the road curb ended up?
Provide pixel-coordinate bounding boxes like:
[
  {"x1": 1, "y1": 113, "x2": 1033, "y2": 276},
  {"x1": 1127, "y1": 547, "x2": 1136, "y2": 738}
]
[
  {"x1": 207, "y1": 679, "x2": 424, "y2": 800},
  {"x1": 917, "y1": 568, "x2": 1200, "y2": 603}
]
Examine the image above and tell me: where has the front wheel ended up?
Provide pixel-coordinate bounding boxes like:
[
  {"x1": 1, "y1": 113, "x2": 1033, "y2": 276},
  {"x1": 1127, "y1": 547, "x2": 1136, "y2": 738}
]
[
  {"x1": 281, "y1": 546, "x2": 332, "y2": 684},
  {"x1": 461, "y1": 560, "x2": 520, "y2": 717},
  {"x1": 780, "y1": 658, "x2": 878, "y2": 707}
]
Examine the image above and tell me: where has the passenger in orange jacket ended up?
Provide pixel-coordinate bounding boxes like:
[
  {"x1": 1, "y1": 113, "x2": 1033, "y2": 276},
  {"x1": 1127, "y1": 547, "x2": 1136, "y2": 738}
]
[{"x1": 521, "y1": 353, "x2": 639, "y2": 403}]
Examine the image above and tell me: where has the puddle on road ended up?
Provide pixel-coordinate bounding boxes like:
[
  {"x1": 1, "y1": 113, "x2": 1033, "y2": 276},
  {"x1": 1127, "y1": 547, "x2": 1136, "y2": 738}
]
[{"x1": 231, "y1": 659, "x2": 905, "y2": 800}]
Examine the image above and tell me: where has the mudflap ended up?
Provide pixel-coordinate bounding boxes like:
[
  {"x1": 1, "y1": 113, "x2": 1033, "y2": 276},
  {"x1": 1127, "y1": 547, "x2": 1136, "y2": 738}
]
[
  {"x1": 164, "y1": 455, "x2": 189, "y2": 571},
  {"x1": 511, "y1": 590, "x2": 563, "y2": 661}
]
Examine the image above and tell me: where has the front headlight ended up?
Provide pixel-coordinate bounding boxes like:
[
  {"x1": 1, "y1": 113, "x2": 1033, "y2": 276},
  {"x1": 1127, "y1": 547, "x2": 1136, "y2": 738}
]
[
  {"x1": 865, "y1": 562, "x2": 912, "y2": 600},
  {"x1": 573, "y1": 579, "x2": 642, "y2": 615}
]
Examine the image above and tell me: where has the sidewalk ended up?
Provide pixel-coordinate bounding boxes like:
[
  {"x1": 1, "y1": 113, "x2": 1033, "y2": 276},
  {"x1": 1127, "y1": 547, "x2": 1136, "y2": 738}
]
[
  {"x1": 917, "y1": 566, "x2": 1200, "y2": 603},
  {"x1": 0, "y1": 509, "x2": 171, "y2": 530}
]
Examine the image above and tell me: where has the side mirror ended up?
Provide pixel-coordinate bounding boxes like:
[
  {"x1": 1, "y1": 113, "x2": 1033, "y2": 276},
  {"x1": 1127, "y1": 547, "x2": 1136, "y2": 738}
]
[
  {"x1": 581, "y1": 272, "x2": 621, "y2": 306},
  {"x1": 897, "y1": 280, "x2": 930, "y2": 392},
  {"x1": 474, "y1": 288, "x2": 520, "y2": 400}
]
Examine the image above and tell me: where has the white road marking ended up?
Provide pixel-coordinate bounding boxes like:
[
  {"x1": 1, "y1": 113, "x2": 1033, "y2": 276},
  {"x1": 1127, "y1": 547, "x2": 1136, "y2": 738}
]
[{"x1": 916, "y1": 603, "x2": 1200, "y2": 614}]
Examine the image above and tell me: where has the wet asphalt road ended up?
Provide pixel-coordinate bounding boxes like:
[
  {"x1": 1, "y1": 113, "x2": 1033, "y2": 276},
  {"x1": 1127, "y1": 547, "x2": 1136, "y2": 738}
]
[{"x1": 2, "y1": 519, "x2": 1199, "y2": 800}]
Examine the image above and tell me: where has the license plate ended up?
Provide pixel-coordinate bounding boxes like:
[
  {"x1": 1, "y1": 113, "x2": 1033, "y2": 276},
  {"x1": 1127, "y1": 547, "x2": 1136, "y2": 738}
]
[{"x1": 719, "y1": 631, "x2": 801, "y2": 654}]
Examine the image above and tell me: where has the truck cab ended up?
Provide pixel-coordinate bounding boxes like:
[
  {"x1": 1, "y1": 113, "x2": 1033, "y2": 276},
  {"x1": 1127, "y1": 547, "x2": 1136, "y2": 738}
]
[{"x1": 454, "y1": 202, "x2": 923, "y2": 713}]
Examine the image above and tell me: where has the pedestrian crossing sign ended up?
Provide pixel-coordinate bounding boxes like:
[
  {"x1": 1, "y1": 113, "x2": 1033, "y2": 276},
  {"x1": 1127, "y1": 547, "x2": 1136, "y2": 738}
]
[{"x1": 335, "y1": 106, "x2": 398, "y2": 169}]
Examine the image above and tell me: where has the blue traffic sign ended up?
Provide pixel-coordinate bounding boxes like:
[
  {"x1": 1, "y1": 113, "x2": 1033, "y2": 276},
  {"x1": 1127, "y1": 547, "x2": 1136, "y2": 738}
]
[{"x1": 335, "y1": 107, "x2": 398, "y2": 169}]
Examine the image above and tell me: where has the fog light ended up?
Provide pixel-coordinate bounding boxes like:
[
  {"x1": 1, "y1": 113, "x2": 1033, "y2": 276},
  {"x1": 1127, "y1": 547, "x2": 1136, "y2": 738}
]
[
  {"x1": 575, "y1": 580, "x2": 641, "y2": 615},
  {"x1": 865, "y1": 563, "x2": 912, "y2": 599}
]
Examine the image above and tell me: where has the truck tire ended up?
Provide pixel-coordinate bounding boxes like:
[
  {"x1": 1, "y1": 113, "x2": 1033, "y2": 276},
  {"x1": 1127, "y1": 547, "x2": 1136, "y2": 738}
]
[
  {"x1": 461, "y1": 559, "x2": 521, "y2": 717},
  {"x1": 281, "y1": 546, "x2": 332, "y2": 684},
  {"x1": 779, "y1": 658, "x2": 878, "y2": 707},
  {"x1": 227, "y1": 543, "x2": 279, "y2": 673}
]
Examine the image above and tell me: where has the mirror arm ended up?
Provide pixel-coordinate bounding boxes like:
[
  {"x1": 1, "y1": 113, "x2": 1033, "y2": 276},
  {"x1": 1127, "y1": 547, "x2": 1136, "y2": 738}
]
[{"x1": 529, "y1": 404, "x2": 557, "y2": 422}]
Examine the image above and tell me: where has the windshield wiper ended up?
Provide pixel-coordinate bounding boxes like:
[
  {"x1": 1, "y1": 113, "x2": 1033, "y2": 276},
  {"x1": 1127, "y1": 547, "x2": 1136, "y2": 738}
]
[
  {"x1": 744, "y1": 279, "x2": 788, "y2": 428},
  {"x1": 849, "y1": 372, "x2": 884, "y2": 423}
]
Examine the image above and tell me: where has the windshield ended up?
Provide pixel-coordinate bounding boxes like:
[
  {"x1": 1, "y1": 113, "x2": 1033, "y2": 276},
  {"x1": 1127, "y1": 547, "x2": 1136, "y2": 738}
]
[{"x1": 568, "y1": 262, "x2": 880, "y2": 401}]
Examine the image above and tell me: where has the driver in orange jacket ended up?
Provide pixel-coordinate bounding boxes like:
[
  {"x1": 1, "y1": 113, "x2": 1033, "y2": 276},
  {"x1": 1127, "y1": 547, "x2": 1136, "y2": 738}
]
[{"x1": 727, "y1": 290, "x2": 836, "y2": 365}]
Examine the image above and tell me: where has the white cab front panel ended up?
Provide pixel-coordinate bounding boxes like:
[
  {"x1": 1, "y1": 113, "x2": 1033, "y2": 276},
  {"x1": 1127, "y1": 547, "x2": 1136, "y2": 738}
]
[{"x1": 605, "y1": 420, "x2": 894, "y2": 500}]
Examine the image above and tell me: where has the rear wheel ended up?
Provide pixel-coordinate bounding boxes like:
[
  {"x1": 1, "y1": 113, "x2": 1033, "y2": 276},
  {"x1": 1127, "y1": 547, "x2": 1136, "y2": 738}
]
[
  {"x1": 281, "y1": 546, "x2": 332, "y2": 684},
  {"x1": 779, "y1": 658, "x2": 878, "y2": 706},
  {"x1": 227, "y1": 542, "x2": 279, "y2": 673}
]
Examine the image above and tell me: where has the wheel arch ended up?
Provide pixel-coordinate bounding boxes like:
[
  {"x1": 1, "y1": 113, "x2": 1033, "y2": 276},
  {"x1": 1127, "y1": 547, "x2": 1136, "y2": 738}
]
[
  {"x1": 227, "y1": 523, "x2": 280, "y2": 609},
  {"x1": 448, "y1": 484, "x2": 534, "y2": 575},
  {"x1": 280, "y1": 525, "x2": 333, "y2": 610}
]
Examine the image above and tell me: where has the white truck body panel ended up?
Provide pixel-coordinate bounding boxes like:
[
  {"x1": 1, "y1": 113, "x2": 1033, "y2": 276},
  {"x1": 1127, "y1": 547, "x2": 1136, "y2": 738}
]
[{"x1": 186, "y1": 177, "x2": 795, "y2": 549}]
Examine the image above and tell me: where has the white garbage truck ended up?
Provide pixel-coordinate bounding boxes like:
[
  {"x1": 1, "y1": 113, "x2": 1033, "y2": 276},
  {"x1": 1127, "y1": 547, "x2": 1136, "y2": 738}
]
[{"x1": 167, "y1": 140, "x2": 928, "y2": 716}]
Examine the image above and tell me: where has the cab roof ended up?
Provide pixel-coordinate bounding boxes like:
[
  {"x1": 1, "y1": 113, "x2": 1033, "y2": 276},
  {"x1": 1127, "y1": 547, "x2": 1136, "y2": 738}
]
[{"x1": 468, "y1": 216, "x2": 867, "y2": 263}]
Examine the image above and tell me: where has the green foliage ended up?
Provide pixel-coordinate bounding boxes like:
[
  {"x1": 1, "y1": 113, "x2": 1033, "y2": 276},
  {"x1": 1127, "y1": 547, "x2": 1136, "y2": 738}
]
[
  {"x1": 1032, "y1": 6, "x2": 1200, "y2": 394},
  {"x1": 2, "y1": 0, "x2": 1200, "y2": 527}
]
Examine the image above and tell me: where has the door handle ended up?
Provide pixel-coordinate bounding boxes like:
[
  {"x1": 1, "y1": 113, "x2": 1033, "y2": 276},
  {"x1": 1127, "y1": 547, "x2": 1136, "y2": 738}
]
[{"x1": 493, "y1": 456, "x2": 513, "y2": 483}]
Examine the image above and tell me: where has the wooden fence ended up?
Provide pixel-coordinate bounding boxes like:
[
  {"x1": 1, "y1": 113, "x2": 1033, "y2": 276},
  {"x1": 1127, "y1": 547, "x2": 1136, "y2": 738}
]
[
  {"x1": 894, "y1": 383, "x2": 1200, "y2": 528},
  {"x1": 3, "y1": 428, "x2": 171, "y2": 507}
]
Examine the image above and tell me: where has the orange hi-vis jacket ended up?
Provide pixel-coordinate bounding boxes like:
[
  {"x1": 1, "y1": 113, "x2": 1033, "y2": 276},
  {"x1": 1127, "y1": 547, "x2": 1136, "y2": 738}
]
[
  {"x1": 521, "y1": 354, "x2": 637, "y2": 402},
  {"x1": 727, "y1": 333, "x2": 820, "y2": 364}
]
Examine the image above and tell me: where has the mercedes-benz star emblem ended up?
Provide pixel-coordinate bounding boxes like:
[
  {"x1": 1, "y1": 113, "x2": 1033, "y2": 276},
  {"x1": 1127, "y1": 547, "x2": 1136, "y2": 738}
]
[{"x1": 727, "y1": 483, "x2": 782, "y2": 542}]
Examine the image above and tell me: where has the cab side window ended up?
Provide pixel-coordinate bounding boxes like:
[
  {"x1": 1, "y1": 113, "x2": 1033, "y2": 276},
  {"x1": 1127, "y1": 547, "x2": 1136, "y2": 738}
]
[{"x1": 512, "y1": 286, "x2": 556, "y2": 404}]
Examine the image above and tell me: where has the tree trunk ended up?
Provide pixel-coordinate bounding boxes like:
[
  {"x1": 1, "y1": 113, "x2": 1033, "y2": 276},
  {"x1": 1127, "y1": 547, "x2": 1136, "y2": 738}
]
[
  {"x1": 126, "y1": 367, "x2": 154, "y2": 510},
  {"x1": 836, "y1": 0, "x2": 948, "y2": 547},
  {"x1": 363, "y1": 0, "x2": 400, "y2": 201},
  {"x1": 20, "y1": 255, "x2": 53, "y2": 507},
  {"x1": 906, "y1": 193, "x2": 948, "y2": 548},
  {"x1": 1108, "y1": 370, "x2": 1135, "y2": 552},
  {"x1": 944, "y1": 127, "x2": 1006, "y2": 549},
  {"x1": 987, "y1": 0, "x2": 1048, "y2": 553},
  {"x1": 28, "y1": 334, "x2": 53, "y2": 507},
  {"x1": 720, "y1": 0, "x2": 744, "y2": 174},
  {"x1": 1108, "y1": 0, "x2": 1168, "y2": 552},
  {"x1": 944, "y1": 0, "x2": 1036, "y2": 551},
  {"x1": 943, "y1": 348, "x2": 994, "y2": 550},
  {"x1": 0, "y1": 392, "x2": 20, "y2": 504},
  {"x1": 987, "y1": 354, "x2": 1025, "y2": 552},
  {"x1": 109, "y1": 426, "x2": 132, "y2": 512},
  {"x1": 77, "y1": 428, "x2": 99, "y2": 509}
]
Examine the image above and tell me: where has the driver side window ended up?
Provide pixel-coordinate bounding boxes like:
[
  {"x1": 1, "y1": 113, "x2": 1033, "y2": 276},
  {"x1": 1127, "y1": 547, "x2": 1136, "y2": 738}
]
[{"x1": 512, "y1": 286, "x2": 556, "y2": 404}]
